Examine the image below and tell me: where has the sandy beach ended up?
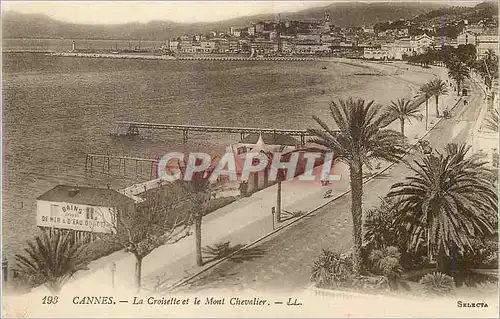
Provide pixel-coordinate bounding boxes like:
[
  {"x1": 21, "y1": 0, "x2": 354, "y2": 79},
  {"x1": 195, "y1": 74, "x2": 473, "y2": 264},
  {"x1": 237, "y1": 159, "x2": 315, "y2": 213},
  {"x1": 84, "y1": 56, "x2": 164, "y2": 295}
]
[{"x1": 304, "y1": 58, "x2": 448, "y2": 128}]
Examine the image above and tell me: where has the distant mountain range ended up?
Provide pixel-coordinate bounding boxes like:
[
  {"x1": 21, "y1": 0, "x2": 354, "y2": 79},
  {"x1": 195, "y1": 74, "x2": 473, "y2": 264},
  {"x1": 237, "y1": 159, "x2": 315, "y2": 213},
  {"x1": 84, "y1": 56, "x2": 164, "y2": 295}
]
[{"x1": 2, "y1": 2, "x2": 450, "y2": 40}]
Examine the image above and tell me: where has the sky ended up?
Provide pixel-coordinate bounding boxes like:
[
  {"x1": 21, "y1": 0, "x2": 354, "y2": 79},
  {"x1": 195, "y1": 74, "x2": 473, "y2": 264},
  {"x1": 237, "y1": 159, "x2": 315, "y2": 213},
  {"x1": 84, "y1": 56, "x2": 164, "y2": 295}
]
[
  {"x1": 2, "y1": 1, "x2": 481, "y2": 25},
  {"x1": 1, "y1": 1, "x2": 332, "y2": 24}
]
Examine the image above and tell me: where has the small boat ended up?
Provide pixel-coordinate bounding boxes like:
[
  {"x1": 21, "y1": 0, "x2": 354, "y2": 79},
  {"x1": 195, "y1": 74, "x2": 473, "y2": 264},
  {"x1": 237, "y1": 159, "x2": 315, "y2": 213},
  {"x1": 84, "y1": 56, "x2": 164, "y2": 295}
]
[{"x1": 322, "y1": 66, "x2": 327, "y2": 70}]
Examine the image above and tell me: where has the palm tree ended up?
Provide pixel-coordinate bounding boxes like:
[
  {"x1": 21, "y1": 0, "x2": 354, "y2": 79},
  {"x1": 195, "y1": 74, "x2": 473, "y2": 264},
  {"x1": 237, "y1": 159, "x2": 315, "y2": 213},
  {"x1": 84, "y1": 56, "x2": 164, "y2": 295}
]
[
  {"x1": 474, "y1": 49, "x2": 498, "y2": 90},
  {"x1": 387, "y1": 144, "x2": 497, "y2": 274},
  {"x1": 308, "y1": 98, "x2": 406, "y2": 275},
  {"x1": 483, "y1": 49, "x2": 499, "y2": 82},
  {"x1": 384, "y1": 98, "x2": 422, "y2": 137},
  {"x1": 448, "y1": 62, "x2": 470, "y2": 95},
  {"x1": 428, "y1": 79, "x2": 448, "y2": 118},
  {"x1": 419, "y1": 82, "x2": 433, "y2": 130},
  {"x1": 15, "y1": 231, "x2": 88, "y2": 294}
]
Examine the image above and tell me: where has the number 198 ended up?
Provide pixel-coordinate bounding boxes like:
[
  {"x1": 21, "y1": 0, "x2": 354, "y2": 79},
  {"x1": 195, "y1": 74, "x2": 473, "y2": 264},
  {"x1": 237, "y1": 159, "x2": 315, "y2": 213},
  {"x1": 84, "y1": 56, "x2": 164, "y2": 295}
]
[{"x1": 42, "y1": 296, "x2": 58, "y2": 304}]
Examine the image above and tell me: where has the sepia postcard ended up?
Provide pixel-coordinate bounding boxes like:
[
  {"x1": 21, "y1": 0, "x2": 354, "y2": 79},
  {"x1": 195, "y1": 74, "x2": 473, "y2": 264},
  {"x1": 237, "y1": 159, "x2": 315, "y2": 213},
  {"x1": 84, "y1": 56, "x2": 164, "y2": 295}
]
[{"x1": 1, "y1": 0, "x2": 499, "y2": 317}]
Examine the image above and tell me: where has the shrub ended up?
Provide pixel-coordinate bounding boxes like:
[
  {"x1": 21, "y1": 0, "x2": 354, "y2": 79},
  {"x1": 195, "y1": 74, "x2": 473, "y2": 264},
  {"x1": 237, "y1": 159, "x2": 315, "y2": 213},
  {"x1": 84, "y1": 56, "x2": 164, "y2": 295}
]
[
  {"x1": 465, "y1": 238, "x2": 498, "y2": 268},
  {"x1": 310, "y1": 249, "x2": 353, "y2": 288},
  {"x1": 370, "y1": 247, "x2": 402, "y2": 275},
  {"x1": 363, "y1": 197, "x2": 429, "y2": 271},
  {"x1": 363, "y1": 199, "x2": 398, "y2": 250},
  {"x1": 368, "y1": 246, "x2": 404, "y2": 290},
  {"x1": 419, "y1": 272, "x2": 455, "y2": 296}
]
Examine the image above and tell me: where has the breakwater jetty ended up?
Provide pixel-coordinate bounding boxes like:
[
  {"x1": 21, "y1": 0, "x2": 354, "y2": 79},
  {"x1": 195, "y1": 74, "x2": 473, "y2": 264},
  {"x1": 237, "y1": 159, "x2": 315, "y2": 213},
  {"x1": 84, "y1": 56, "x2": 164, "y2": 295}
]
[
  {"x1": 47, "y1": 52, "x2": 176, "y2": 60},
  {"x1": 4, "y1": 49, "x2": 54, "y2": 54}
]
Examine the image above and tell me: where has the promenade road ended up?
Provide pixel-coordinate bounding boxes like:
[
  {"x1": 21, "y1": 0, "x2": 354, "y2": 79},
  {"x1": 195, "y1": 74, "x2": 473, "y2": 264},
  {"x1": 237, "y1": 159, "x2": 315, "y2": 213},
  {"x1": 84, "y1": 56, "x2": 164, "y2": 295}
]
[{"x1": 178, "y1": 77, "x2": 484, "y2": 293}]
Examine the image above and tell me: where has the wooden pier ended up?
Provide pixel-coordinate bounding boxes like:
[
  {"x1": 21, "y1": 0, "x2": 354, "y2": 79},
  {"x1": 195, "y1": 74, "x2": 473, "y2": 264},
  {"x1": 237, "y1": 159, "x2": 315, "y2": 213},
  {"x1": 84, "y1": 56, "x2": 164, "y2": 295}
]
[
  {"x1": 116, "y1": 121, "x2": 314, "y2": 145},
  {"x1": 85, "y1": 153, "x2": 159, "y2": 178}
]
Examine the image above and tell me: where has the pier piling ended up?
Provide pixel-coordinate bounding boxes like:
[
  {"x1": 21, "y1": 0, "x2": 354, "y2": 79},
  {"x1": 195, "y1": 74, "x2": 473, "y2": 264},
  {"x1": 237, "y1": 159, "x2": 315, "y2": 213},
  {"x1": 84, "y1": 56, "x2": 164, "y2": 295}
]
[{"x1": 84, "y1": 154, "x2": 159, "y2": 178}]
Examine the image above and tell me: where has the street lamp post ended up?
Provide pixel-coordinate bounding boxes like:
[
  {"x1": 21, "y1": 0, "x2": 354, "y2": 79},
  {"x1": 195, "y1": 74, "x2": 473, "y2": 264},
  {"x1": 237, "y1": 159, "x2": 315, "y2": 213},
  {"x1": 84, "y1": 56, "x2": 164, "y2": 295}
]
[
  {"x1": 276, "y1": 179, "x2": 282, "y2": 223},
  {"x1": 111, "y1": 262, "x2": 116, "y2": 288},
  {"x1": 272, "y1": 207, "x2": 276, "y2": 230},
  {"x1": 425, "y1": 93, "x2": 429, "y2": 131},
  {"x1": 275, "y1": 166, "x2": 286, "y2": 225}
]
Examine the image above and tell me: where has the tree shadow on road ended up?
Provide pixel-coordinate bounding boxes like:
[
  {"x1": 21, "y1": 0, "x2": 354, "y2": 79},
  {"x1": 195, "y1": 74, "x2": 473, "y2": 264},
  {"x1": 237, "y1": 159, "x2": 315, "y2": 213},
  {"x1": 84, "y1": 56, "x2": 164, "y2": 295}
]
[
  {"x1": 280, "y1": 210, "x2": 307, "y2": 222},
  {"x1": 202, "y1": 241, "x2": 267, "y2": 264}
]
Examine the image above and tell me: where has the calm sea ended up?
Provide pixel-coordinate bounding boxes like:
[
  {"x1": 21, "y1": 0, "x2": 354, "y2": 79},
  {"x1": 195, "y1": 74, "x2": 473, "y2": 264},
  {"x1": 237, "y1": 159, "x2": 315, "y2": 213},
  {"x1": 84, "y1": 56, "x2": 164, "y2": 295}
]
[{"x1": 2, "y1": 50, "x2": 408, "y2": 261}]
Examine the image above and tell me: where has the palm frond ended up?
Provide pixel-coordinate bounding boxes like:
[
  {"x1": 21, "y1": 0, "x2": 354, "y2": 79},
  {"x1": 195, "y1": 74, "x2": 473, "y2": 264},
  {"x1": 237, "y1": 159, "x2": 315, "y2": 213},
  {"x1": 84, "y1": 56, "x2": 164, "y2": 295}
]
[
  {"x1": 387, "y1": 143, "x2": 498, "y2": 258},
  {"x1": 309, "y1": 98, "x2": 406, "y2": 167},
  {"x1": 484, "y1": 108, "x2": 499, "y2": 132},
  {"x1": 15, "y1": 231, "x2": 88, "y2": 294}
]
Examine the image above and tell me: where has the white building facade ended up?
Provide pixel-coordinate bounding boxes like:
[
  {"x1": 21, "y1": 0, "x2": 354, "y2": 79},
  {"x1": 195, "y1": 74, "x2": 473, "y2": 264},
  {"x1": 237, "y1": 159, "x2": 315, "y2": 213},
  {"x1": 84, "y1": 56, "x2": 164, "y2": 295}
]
[
  {"x1": 36, "y1": 185, "x2": 136, "y2": 234},
  {"x1": 370, "y1": 34, "x2": 435, "y2": 60},
  {"x1": 476, "y1": 34, "x2": 499, "y2": 57}
]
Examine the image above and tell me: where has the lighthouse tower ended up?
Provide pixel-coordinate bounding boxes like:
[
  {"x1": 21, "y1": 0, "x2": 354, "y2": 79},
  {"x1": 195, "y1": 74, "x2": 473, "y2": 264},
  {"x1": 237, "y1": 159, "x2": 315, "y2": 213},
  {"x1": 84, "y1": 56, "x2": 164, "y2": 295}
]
[
  {"x1": 276, "y1": 13, "x2": 282, "y2": 54},
  {"x1": 71, "y1": 41, "x2": 76, "y2": 52}
]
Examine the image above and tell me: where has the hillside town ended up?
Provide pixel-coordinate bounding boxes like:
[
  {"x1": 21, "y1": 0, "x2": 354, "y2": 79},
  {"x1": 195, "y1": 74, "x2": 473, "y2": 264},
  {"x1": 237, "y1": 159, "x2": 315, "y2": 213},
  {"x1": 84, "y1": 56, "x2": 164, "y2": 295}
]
[{"x1": 155, "y1": 11, "x2": 499, "y2": 59}]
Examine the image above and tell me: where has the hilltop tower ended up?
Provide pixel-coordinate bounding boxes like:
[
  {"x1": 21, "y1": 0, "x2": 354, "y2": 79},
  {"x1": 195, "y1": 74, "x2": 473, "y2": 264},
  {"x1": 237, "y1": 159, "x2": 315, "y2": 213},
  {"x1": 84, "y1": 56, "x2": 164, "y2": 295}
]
[
  {"x1": 324, "y1": 12, "x2": 330, "y2": 23},
  {"x1": 276, "y1": 13, "x2": 282, "y2": 54},
  {"x1": 323, "y1": 12, "x2": 331, "y2": 32}
]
